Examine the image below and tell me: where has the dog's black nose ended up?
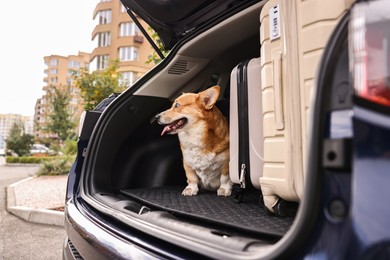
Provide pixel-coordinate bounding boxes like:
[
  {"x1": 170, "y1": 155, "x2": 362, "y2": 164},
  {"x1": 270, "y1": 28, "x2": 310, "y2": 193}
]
[{"x1": 150, "y1": 114, "x2": 160, "y2": 124}]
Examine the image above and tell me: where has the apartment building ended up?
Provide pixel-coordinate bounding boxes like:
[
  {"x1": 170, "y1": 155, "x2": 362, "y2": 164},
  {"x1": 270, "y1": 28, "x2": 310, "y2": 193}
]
[
  {"x1": 91, "y1": 0, "x2": 155, "y2": 86},
  {"x1": 0, "y1": 114, "x2": 33, "y2": 152},
  {"x1": 34, "y1": 52, "x2": 90, "y2": 139},
  {"x1": 34, "y1": 0, "x2": 155, "y2": 139}
]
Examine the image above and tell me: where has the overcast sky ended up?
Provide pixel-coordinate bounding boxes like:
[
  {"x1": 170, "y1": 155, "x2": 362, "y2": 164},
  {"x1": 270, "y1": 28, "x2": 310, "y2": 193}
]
[{"x1": 0, "y1": 0, "x2": 97, "y2": 116}]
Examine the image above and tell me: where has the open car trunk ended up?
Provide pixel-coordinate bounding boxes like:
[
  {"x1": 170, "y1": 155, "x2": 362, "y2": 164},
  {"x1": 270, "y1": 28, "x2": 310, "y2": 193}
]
[
  {"x1": 81, "y1": 1, "x2": 299, "y2": 253},
  {"x1": 114, "y1": 97, "x2": 295, "y2": 237},
  {"x1": 85, "y1": 96, "x2": 296, "y2": 249}
]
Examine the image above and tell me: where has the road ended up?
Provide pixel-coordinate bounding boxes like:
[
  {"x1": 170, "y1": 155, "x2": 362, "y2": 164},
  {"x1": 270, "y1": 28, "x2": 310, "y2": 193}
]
[{"x1": 0, "y1": 162, "x2": 66, "y2": 259}]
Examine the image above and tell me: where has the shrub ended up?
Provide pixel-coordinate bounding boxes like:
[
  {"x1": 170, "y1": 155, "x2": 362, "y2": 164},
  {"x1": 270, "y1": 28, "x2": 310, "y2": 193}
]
[
  {"x1": 5, "y1": 155, "x2": 72, "y2": 164},
  {"x1": 37, "y1": 156, "x2": 75, "y2": 176},
  {"x1": 62, "y1": 139, "x2": 77, "y2": 155},
  {"x1": 6, "y1": 156, "x2": 51, "y2": 164}
]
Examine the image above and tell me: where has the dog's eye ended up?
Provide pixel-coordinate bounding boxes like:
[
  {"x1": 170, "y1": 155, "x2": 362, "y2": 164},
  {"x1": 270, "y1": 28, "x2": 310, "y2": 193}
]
[{"x1": 174, "y1": 102, "x2": 180, "y2": 108}]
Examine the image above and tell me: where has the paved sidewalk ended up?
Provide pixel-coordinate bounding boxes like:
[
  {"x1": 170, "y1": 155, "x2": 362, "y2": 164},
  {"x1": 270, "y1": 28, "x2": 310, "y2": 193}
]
[{"x1": 7, "y1": 174, "x2": 68, "y2": 226}]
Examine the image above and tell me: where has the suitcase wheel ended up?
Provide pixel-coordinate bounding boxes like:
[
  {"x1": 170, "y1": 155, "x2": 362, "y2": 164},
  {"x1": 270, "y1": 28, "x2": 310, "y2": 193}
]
[
  {"x1": 232, "y1": 189, "x2": 244, "y2": 203},
  {"x1": 272, "y1": 199, "x2": 299, "y2": 217}
]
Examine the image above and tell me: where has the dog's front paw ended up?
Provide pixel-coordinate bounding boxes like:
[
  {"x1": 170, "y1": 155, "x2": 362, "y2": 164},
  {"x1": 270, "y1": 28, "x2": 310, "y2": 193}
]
[
  {"x1": 182, "y1": 187, "x2": 198, "y2": 196},
  {"x1": 182, "y1": 184, "x2": 199, "y2": 196},
  {"x1": 217, "y1": 187, "x2": 231, "y2": 196}
]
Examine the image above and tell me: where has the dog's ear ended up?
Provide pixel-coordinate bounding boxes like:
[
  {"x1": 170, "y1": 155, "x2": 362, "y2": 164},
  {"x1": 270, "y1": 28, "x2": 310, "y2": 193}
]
[{"x1": 199, "y1": 86, "x2": 220, "y2": 110}]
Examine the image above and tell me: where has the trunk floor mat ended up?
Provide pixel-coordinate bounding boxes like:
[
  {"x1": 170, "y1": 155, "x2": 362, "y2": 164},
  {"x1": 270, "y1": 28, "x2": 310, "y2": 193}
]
[{"x1": 121, "y1": 186, "x2": 295, "y2": 237}]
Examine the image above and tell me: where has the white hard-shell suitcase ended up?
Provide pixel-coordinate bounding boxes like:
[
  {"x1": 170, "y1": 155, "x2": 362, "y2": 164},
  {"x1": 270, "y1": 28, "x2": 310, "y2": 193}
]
[
  {"x1": 259, "y1": 0, "x2": 353, "y2": 214},
  {"x1": 229, "y1": 58, "x2": 263, "y2": 202}
]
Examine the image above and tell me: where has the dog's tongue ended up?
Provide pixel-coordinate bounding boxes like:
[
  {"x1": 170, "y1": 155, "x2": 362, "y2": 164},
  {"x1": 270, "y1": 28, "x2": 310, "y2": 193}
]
[
  {"x1": 161, "y1": 125, "x2": 171, "y2": 136},
  {"x1": 161, "y1": 119, "x2": 185, "y2": 136}
]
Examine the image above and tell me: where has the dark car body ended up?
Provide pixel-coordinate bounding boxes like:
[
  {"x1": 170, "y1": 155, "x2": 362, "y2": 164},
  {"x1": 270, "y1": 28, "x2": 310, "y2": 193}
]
[{"x1": 63, "y1": 0, "x2": 390, "y2": 259}]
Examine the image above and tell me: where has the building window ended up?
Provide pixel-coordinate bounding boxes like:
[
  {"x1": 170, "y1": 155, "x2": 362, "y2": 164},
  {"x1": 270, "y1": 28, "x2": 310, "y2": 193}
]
[
  {"x1": 68, "y1": 70, "x2": 79, "y2": 77},
  {"x1": 49, "y1": 69, "x2": 57, "y2": 74},
  {"x1": 95, "y1": 55, "x2": 109, "y2": 70},
  {"x1": 50, "y1": 59, "x2": 58, "y2": 66},
  {"x1": 97, "y1": 10, "x2": 112, "y2": 24},
  {"x1": 68, "y1": 60, "x2": 80, "y2": 68},
  {"x1": 50, "y1": 77, "x2": 58, "y2": 83},
  {"x1": 70, "y1": 97, "x2": 78, "y2": 105},
  {"x1": 119, "y1": 71, "x2": 137, "y2": 87},
  {"x1": 71, "y1": 87, "x2": 79, "y2": 95},
  {"x1": 90, "y1": 55, "x2": 109, "y2": 71},
  {"x1": 97, "y1": 32, "x2": 111, "y2": 47},
  {"x1": 119, "y1": 47, "x2": 138, "y2": 61},
  {"x1": 119, "y1": 22, "x2": 140, "y2": 37}
]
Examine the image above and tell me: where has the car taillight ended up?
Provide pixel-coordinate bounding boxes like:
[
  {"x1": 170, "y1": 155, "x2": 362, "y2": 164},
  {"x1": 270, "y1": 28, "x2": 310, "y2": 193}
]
[{"x1": 349, "y1": 0, "x2": 390, "y2": 107}]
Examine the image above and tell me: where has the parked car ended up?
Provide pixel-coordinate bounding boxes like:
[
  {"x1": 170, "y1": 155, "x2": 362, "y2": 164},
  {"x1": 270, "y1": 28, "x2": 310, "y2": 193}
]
[
  {"x1": 63, "y1": 0, "x2": 390, "y2": 259},
  {"x1": 29, "y1": 144, "x2": 54, "y2": 155}
]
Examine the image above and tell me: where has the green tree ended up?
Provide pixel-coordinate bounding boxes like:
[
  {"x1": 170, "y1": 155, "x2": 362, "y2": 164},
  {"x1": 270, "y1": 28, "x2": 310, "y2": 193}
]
[
  {"x1": 73, "y1": 60, "x2": 126, "y2": 110},
  {"x1": 62, "y1": 138, "x2": 77, "y2": 155},
  {"x1": 45, "y1": 86, "x2": 76, "y2": 142},
  {"x1": 145, "y1": 28, "x2": 169, "y2": 65},
  {"x1": 6, "y1": 122, "x2": 34, "y2": 156}
]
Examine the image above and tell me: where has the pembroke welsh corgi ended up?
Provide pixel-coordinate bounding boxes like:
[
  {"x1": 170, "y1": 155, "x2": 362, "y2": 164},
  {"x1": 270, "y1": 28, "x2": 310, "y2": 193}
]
[{"x1": 155, "y1": 86, "x2": 232, "y2": 196}]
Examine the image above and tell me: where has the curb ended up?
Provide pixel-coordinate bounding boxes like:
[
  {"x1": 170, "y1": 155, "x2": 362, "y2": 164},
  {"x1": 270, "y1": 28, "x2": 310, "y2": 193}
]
[{"x1": 6, "y1": 177, "x2": 64, "y2": 227}]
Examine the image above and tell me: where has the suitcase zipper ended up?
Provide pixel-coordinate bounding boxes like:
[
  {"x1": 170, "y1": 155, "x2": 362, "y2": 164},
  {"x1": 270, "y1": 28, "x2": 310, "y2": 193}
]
[
  {"x1": 239, "y1": 163, "x2": 246, "y2": 189},
  {"x1": 233, "y1": 59, "x2": 252, "y2": 202},
  {"x1": 237, "y1": 60, "x2": 250, "y2": 187}
]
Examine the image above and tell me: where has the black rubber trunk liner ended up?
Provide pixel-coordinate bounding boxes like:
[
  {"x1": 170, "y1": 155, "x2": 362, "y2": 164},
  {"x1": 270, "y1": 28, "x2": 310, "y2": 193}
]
[{"x1": 121, "y1": 186, "x2": 295, "y2": 237}]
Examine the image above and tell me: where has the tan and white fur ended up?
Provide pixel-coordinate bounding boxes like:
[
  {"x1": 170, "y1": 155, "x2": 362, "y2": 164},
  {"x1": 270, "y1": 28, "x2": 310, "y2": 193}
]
[{"x1": 156, "y1": 86, "x2": 231, "y2": 196}]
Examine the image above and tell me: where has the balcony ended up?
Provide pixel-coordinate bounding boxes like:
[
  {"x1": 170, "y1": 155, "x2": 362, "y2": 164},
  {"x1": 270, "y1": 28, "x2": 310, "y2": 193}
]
[
  {"x1": 90, "y1": 47, "x2": 110, "y2": 61},
  {"x1": 133, "y1": 35, "x2": 144, "y2": 43},
  {"x1": 93, "y1": 1, "x2": 113, "y2": 18},
  {"x1": 91, "y1": 24, "x2": 111, "y2": 40}
]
